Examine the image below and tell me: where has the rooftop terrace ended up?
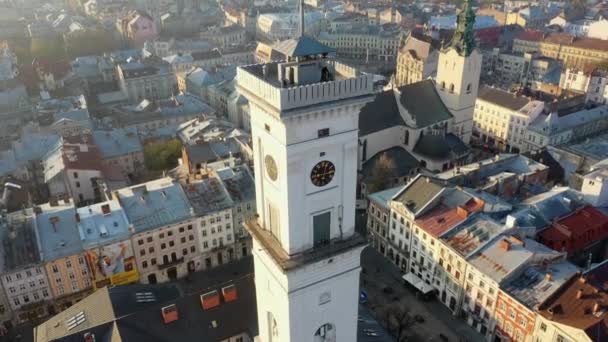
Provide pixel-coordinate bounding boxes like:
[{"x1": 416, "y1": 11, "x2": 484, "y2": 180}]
[{"x1": 237, "y1": 59, "x2": 374, "y2": 115}]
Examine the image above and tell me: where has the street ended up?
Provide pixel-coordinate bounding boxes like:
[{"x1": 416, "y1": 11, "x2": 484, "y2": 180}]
[{"x1": 360, "y1": 248, "x2": 485, "y2": 342}]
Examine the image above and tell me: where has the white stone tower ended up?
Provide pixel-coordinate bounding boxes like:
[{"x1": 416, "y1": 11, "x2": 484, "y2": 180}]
[
  {"x1": 435, "y1": 0, "x2": 482, "y2": 145},
  {"x1": 236, "y1": 2, "x2": 374, "y2": 340}
]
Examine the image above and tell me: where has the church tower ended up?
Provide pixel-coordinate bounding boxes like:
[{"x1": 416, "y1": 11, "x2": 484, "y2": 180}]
[
  {"x1": 236, "y1": 1, "x2": 373, "y2": 341},
  {"x1": 435, "y1": 0, "x2": 481, "y2": 144}
]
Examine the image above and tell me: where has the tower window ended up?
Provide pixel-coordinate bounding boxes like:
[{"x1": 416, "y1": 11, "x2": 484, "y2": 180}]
[
  {"x1": 441, "y1": 81, "x2": 446, "y2": 90},
  {"x1": 265, "y1": 124, "x2": 271, "y2": 132},
  {"x1": 313, "y1": 212, "x2": 331, "y2": 247},
  {"x1": 318, "y1": 128, "x2": 330, "y2": 138},
  {"x1": 466, "y1": 83, "x2": 472, "y2": 94}
]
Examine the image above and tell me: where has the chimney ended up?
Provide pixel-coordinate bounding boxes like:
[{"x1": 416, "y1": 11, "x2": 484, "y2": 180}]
[
  {"x1": 161, "y1": 304, "x2": 179, "y2": 324},
  {"x1": 222, "y1": 284, "x2": 238, "y2": 303},
  {"x1": 576, "y1": 289, "x2": 583, "y2": 299},
  {"x1": 456, "y1": 206, "x2": 468, "y2": 219},
  {"x1": 545, "y1": 273, "x2": 552, "y2": 282},
  {"x1": 499, "y1": 239, "x2": 511, "y2": 251},
  {"x1": 593, "y1": 302, "x2": 601, "y2": 314},
  {"x1": 200, "y1": 290, "x2": 220, "y2": 310},
  {"x1": 101, "y1": 204, "x2": 111, "y2": 215}
]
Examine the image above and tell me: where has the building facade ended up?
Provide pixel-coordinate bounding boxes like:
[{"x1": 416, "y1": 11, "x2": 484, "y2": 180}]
[
  {"x1": 473, "y1": 86, "x2": 544, "y2": 153},
  {"x1": 394, "y1": 32, "x2": 439, "y2": 87}
]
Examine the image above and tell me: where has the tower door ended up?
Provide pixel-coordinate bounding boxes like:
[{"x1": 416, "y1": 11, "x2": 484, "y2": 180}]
[{"x1": 313, "y1": 212, "x2": 331, "y2": 247}]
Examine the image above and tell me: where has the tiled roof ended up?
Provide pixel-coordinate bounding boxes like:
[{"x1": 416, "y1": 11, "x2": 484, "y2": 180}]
[
  {"x1": 398, "y1": 79, "x2": 453, "y2": 128},
  {"x1": 538, "y1": 262, "x2": 608, "y2": 341},
  {"x1": 539, "y1": 206, "x2": 608, "y2": 254},
  {"x1": 392, "y1": 175, "x2": 445, "y2": 215},
  {"x1": 477, "y1": 86, "x2": 531, "y2": 111},
  {"x1": 36, "y1": 261, "x2": 258, "y2": 342},
  {"x1": 358, "y1": 90, "x2": 403, "y2": 136},
  {"x1": 115, "y1": 178, "x2": 194, "y2": 232},
  {"x1": 413, "y1": 133, "x2": 469, "y2": 160}
]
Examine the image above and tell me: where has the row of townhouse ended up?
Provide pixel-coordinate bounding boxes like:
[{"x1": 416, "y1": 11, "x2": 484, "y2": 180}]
[
  {"x1": 367, "y1": 174, "x2": 608, "y2": 342},
  {"x1": 0, "y1": 165, "x2": 255, "y2": 326}
]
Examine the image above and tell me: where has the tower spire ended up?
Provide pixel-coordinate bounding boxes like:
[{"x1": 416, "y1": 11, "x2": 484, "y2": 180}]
[
  {"x1": 299, "y1": 0, "x2": 305, "y2": 37},
  {"x1": 446, "y1": 0, "x2": 476, "y2": 56}
]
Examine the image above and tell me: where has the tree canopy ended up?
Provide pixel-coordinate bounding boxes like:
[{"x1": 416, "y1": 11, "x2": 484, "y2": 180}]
[{"x1": 144, "y1": 139, "x2": 183, "y2": 171}]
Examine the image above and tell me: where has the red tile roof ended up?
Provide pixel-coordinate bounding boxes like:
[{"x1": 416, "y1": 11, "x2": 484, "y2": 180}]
[
  {"x1": 538, "y1": 263, "x2": 608, "y2": 341},
  {"x1": 416, "y1": 198, "x2": 484, "y2": 237},
  {"x1": 539, "y1": 206, "x2": 608, "y2": 255},
  {"x1": 516, "y1": 30, "x2": 608, "y2": 51},
  {"x1": 515, "y1": 29, "x2": 544, "y2": 41}
]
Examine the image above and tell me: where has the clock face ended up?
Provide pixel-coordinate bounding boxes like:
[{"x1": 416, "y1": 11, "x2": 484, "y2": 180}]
[
  {"x1": 265, "y1": 155, "x2": 278, "y2": 181},
  {"x1": 310, "y1": 160, "x2": 335, "y2": 187}
]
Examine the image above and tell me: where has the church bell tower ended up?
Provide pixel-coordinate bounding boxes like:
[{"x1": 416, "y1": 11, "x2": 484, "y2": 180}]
[
  {"x1": 236, "y1": 1, "x2": 374, "y2": 341},
  {"x1": 435, "y1": 0, "x2": 482, "y2": 144}
]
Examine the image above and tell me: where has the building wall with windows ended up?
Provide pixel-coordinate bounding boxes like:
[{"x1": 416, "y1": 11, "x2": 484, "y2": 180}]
[
  {"x1": 1, "y1": 266, "x2": 51, "y2": 317},
  {"x1": 462, "y1": 266, "x2": 499, "y2": 339},
  {"x1": 44, "y1": 254, "x2": 92, "y2": 308},
  {"x1": 494, "y1": 291, "x2": 535, "y2": 342},
  {"x1": 131, "y1": 218, "x2": 201, "y2": 284},
  {"x1": 366, "y1": 187, "x2": 398, "y2": 263},
  {"x1": 473, "y1": 86, "x2": 544, "y2": 153}
]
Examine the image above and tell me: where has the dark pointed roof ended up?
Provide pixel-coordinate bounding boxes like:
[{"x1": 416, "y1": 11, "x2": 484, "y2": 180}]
[
  {"x1": 446, "y1": 0, "x2": 476, "y2": 56},
  {"x1": 272, "y1": 36, "x2": 335, "y2": 58},
  {"x1": 398, "y1": 79, "x2": 453, "y2": 128}
]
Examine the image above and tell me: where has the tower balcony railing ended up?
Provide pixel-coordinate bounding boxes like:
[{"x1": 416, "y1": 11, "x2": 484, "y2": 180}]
[
  {"x1": 244, "y1": 217, "x2": 366, "y2": 271},
  {"x1": 236, "y1": 60, "x2": 375, "y2": 114}
]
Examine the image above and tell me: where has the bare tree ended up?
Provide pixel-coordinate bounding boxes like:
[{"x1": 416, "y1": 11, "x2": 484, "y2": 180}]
[{"x1": 368, "y1": 153, "x2": 397, "y2": 193}]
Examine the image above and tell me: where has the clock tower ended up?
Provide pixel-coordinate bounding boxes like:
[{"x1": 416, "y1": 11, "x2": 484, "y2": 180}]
[{"x1": 236, "y1": 4, "x2": 374, "y2": 340}]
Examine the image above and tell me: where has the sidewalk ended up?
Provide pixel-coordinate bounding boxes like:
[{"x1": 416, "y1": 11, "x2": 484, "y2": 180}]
[{"x1": 361, "y1": 248, "x2": 485, "y2": 342}]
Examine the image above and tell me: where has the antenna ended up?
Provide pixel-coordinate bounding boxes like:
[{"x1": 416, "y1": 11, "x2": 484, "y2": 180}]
[{"x1": 299, "y1": 0, "x2": 305, "y2": 37}]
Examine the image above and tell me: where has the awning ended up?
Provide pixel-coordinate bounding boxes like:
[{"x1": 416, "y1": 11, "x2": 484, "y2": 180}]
[{"x1": 402, "y1": 272, "x2": 434, "y2": 294}]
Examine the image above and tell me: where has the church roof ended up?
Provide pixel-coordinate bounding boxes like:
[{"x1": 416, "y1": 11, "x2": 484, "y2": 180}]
[
  {"x1": 272, "y1": 36, "x2": 335, "y2": 58},
  {"x1": 398, "y1": 79, "x2": 453, "y2": 128},
  {"x1": 413, "y1": 133, "x2": 469, "y2": 160},
  {"x1": 359, "y1": 90, "x2": 404, "y2": 136}
]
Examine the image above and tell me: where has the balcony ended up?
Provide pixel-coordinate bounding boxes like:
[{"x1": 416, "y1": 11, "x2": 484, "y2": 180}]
[{"x1": 245, "y1": 218, "x2": 366, "y2": 271}]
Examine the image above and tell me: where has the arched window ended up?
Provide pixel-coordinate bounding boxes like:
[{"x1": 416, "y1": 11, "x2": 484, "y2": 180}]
[
  {"x1": 466, "y1": 83, "x2": 472, "y2": 94},
  {"x1": 449, "y1": 83, "x2": 455, "y2": 93},
  {"x1": 441, "y1": 81, "x2": 446, "y2": 90},
  {"x1": 404, "y1": 130, "x2": 409, "y2": 145}
]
